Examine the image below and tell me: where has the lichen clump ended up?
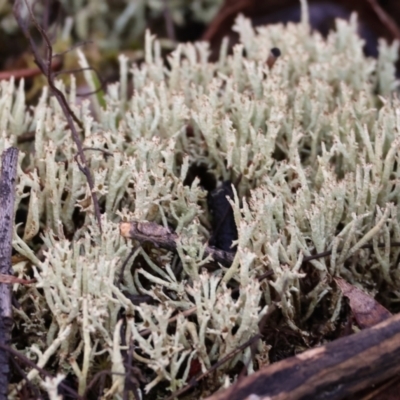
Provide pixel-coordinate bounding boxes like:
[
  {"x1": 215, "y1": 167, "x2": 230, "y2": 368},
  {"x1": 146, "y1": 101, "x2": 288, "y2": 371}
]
[{"x1": 2, "y1": 11, "x2": 400, "y2": 399}]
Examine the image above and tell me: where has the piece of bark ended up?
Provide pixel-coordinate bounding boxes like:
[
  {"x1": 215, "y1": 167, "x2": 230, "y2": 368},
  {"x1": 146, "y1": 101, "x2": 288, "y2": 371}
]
[
  {"x1": 335, "y1": 277, "x2": 392, "y2": 329},
  {"x1": 0, "y1": 147, "x2": 19, "y2": 400},
  {"x1": 120, "y1": 221, "x2": 235, "y2": 267},
  {"x1": 350, "y1": 375, "x2": 400, "y2": 400},
  {"x1": 205, "y1": 312, "x2": 400, "y2": 400}
]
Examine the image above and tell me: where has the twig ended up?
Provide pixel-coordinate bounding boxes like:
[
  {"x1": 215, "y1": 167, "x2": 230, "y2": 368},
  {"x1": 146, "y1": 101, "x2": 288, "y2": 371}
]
[
  {"x1": 118, "y1": 246, "x2": 139, "y2": 286},
  {"x1": 139, "y1": 306, "x2": 197, "y2": 338},
  {"x1": 13, "y1": 0, "x2": 102, "y2": 231},
  {"x1": 0, "y1": 147, "x2": 19, "y2": 400},
  {"x1": 0, "y1": 343, "x2": 82, "y2": 399},
  {"x1": 9, "y1": 355, "x2": 42, "y2": 399},
  {"x1": 82, "y1": 147, "x2": 114, "y2": 158},
  {"x1": 53, "y1": 40, "x2": 94, "y2": 58},
  {"x1": 121, "y1": 221, "x2": 400, "y2": 270},
  {"x1": 303, "y1": 242, "x2": 400, "y2": 263},
  {"x1": 120, "y1": 221, "x2": 235, "y2": 267},
  {"x1": 138, "y1": 271, "x2": 274, "y2": 337},
  {"x1": 367, "y1": 0, "x2": 400, "y2": 41},
  {"x1": 84, "y1": 370, "x2": 125, "y2": 398},
  {"x1": 54, "y1": 65, "x2": 107, "y2": 96},
  {"x1": 17, "y1": 131, "x2": 36, "y2": 144},
  {"x1": 165, "y1": 334, "x2": 262, "y2": 400},
  {"x1": 0, "y1": 57, "x2": 62, "y2": 81}
]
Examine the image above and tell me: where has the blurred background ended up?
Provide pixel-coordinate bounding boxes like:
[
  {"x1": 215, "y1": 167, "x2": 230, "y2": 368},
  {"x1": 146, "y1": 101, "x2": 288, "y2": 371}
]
[{"x1": 2, "y1": 0, "x2": 400, "y2": 95}]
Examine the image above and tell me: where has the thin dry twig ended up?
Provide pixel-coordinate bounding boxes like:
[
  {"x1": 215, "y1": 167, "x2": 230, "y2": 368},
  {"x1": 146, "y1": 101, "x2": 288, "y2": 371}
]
[
  {"x1": 120, "y1": 221, "x2": 235, "y2": 267},
  {"x1": 138, "y1": 270, "x2": 273, "y2": 338},
  {"x1": 367, "y1": 0, "x2": 400, "y2": 41},
  {"x1": 0, "y1": 57, "x2": 62, "y2": 81},
  {"x1": 54, "y1": 65, "x2": 107, "y2": 97},
  {"x1": 0, "y1": 343, "x2": 83, "y2": 400},
  {"x1": 9, "y1": 355, "x2": 42, "y2": 399},
  {"x1": 83, "y1": 369, "x2": 127, "y2": 398},
  {"x1": 165, "y1": 334, "x2": 262, "y2": 400},
  {"x1": 13, "y1": 0, "x2": 102, "y2": 231},
  {"x1": 303, "y1": 242, "x2": 400, "y2": 263},
  {"x1": 118, "y1": 246, "x2": 139, "y2": 286}
]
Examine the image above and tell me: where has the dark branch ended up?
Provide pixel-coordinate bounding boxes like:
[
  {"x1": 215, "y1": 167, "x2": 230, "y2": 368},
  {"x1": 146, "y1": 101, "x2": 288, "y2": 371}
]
[{"x1": 0, "y1": 147, "x2": 18, "y2": 400}]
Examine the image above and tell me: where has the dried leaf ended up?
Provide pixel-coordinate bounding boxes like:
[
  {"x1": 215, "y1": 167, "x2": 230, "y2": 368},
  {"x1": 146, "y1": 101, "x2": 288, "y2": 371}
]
[{"x1": 335, "y1": 277, "x2": 392, "y2": 329}]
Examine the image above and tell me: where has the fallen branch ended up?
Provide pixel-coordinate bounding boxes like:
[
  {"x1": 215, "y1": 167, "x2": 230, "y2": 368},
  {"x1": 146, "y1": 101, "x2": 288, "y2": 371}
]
[
  {"x1": 0, "y1": 148, "x2": 19, "y2": 400},
  {"x1": 205, "y1": 312, "x2": 400, "y2": 400}
]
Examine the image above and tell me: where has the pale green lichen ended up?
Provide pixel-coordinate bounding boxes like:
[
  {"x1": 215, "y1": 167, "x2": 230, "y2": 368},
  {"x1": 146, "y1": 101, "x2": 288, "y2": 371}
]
[{"x1": 2, "y1": 9, "x2": 400, "y2": 399}]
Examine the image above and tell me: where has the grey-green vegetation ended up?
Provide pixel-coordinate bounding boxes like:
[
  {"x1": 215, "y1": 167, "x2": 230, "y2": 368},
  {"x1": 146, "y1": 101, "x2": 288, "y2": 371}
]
[{"x1": 2, "y1": 5, "x2": 400, "y2": 398}]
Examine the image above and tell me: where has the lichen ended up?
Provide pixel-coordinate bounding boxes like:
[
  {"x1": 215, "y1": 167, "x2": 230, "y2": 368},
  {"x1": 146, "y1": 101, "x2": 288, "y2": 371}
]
[{"x1": 3, "y1": 9, "x2": 400, "y2": 398}]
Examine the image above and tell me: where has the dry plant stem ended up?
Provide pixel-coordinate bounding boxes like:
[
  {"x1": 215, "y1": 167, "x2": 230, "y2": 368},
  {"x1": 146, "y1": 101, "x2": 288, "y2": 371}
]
[
  {"x1": 165, "y1": 334, "x2": 262, "y2": 400},
  {"x1": 0, "y1": 147, "x2": 18, "y2": 400},
  {"x1": 13, "y1": 0, "x2": 102, "y2": 231},
  {"x1": 9, "y1": 356, "x2": 41, "y2": 399},
  {"x1": 367, "y1": 0, "x2": 400, "y2": 41},
  {"x1": 303, "y1": 242, "x2": 400, "y2": 263},
  {"x1": 55, "y1": 66, "x2": 107, "y2": 97},
  {"x1": 139, "y1": 306, "x2": 197, "y2": 337},
  {"x1": 138, "y1": 272, "x2": 273, "y2": 338}
]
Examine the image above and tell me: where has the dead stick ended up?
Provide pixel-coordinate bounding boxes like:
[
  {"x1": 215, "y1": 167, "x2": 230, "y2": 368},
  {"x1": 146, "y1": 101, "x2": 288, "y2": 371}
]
[
  {"x1": 120, "y1": 221, "x2": 235, "y2": 267},
  {"x1": 120, "y1": 221, "x2": 400, "y2": 269},
  {"x1": 205, "y1": 312, "x2": 400, "y2": 400},
  {"x1": 0, "y1": 148, "x2": 19, "y2": 400}
]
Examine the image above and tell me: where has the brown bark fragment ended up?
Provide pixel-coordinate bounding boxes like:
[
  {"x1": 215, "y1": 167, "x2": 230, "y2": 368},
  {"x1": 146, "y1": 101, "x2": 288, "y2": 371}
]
[
  {"x1": 205, "y1": 313, "x2": 400, "y2": 400},
  {"x1": 335, "y1": 277, "x2": 392, "y2": 329}
]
